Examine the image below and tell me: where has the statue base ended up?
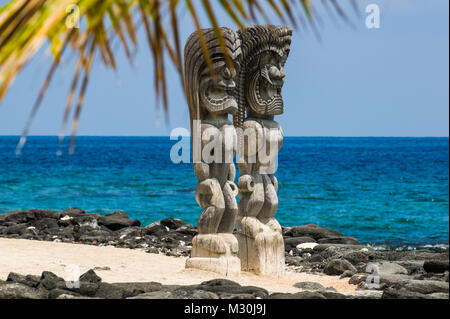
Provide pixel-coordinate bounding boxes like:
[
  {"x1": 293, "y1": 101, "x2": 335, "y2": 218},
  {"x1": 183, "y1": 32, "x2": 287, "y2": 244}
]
[
  {"x1": 237, "y1": 217, "x2": 285, "y2": 275},
  {"x1": 186, "y1": 233, "x2": 241, "y2": 277},
  {"x1": 186, "y1": 256, "x2": 241, "y2": 277}
]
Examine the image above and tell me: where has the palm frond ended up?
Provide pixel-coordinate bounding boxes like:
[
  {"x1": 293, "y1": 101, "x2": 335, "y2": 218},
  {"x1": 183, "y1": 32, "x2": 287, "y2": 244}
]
[
  {"x1": 0, "y1": 0, "x2": 354, "y2": 153},
  {"x1": 58, "y1": 40, "x2": 87, "y2": 154}
]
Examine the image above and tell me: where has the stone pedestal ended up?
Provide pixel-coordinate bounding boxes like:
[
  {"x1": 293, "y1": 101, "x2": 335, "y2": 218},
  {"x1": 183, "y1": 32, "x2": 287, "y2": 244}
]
[
  {"x1": 236, "y1": 216, "x2": 285, "y2": 275},
  {"x1": 186, "y1": 233, "x2": 241, "y2": 277}
]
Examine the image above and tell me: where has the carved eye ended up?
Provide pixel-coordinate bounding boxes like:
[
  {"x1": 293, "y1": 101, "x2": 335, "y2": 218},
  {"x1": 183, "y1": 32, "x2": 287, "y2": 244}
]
[{"x1": 222, "y1": 67, "x2": 232, "y2": 80}]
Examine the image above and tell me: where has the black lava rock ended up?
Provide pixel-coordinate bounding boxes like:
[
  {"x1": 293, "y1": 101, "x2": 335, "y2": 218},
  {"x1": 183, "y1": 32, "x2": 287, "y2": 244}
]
[
  {"x1": 318, "y1": 236, "x2": 359, "y2": 245},
  {"x1": 293, "y1": 281, "x2": 325, "y2": 291},
  {"x1": 61, "y1": 208, "x2": 86, "y2": 217},
  {"x1": 97, "y1": 211, "x2": 140, "y2": 231},
  {"x1": 0, "y1": 282, "x2": 49, "y2": 299},
  {"x1": 48, "y1": 288, "x2": 81, "y2": 299},
  {"x1": 268, "y1": 291, "x2": 326, "y2": 299},
  {"x1": 79, "y1": 269, "x2": 102, "y2": 283},
  {"x1": 284, "y1": 237, "x2": 316, "y2": 252},
  {"x1": 6, "y1": 272, "x2": 40, "y2": 288},
  {"x1": 160, "y1": 217, "x2": 186, "y2": 230},
  {"x1": 284, "y1": 224, "x2": 343, "y2": 240},
  {"x1": 324, "y1": 259, "x2": 357, "y2": 276},
  {"x1": 113, "y1": 282, "x2": 163, "y2": 298},
  {"x1": 95, "y1": 283, "x2": 125, "y2": 299},
  {"x1": 424, "y1": 260, "x2": 449, "y2": 273},
  {"x1": 39, "y1": 271, "x2": 65, "y2": 290}
]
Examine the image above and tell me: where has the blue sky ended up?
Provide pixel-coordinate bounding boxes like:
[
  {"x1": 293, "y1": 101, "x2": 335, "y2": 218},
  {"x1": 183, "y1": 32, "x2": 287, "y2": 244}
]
[{"x1": 0, "y1": 0, "x2": 448, "y2": 136}]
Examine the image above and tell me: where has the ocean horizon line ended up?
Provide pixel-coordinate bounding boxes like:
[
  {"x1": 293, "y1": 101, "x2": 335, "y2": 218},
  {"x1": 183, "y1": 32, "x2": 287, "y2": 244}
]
[{"x1": 0, "y1": 135, "x2": 449, "y2": 138}]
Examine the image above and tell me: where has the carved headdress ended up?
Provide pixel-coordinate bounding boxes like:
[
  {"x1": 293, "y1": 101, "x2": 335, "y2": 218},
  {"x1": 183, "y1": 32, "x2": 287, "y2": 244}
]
[
  {"x1": 234, "y1": 25, "x2": 292, "y2": 128},
  {"x1": 184, "y1": 28, "x2": 241, "y2": 138}
]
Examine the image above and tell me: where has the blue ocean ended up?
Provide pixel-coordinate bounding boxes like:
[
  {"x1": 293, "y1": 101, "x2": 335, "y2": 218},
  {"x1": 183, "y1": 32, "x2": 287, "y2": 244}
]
[{"x1": 0, "y1": 136, "x2": 448, "y2": 249}]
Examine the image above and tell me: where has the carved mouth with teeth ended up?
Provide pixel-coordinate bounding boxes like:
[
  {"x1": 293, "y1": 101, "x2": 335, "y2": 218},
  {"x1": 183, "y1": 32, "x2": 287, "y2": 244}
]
[
  {"x1": 248, "y1": 68, "x2": 284, "y2": 115},
  {"x1": 257, "y1": 78, "x2": 283, "y2": 104},
  {"x1": 205, "y1": 85, "x2": 235, "y2": 105},
  {"x1": 200, "y1": 78, "x2": 238, "y2": 114}
]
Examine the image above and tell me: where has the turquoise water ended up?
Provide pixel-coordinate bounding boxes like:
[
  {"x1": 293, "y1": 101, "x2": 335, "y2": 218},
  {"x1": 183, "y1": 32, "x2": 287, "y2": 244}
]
[{"x1": 0, "y1": 136, "x2": 448, "y2": 248}]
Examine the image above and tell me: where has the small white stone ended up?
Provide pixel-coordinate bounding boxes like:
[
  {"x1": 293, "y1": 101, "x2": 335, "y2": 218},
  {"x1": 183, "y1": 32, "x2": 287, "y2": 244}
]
[
  {"x1": 296, "y1": 242, "x2": 318, "y2": 252},
  {"x1": 60, "y1": 215, "x2": 73, "y2": 221},
  {"x1": 81, "y1": 219, "x2": 98, "y2": 229},
  {"x1": 361, "y1": 248, "x2": 369, "y2": 252}
]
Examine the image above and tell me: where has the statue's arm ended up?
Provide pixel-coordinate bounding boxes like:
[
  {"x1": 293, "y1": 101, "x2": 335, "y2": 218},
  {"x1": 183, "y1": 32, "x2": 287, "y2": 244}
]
[
  {"x1": 227, "y1": 163, "x2": 236, "y2": 182},
  {"x1": 193, "y1": 123, "x2": 216, "y2": 182},
  {"x1": 194, "y1": 162, "x2": 210, "y2": 181},
  {"x1": 238, "y1": 174, "x2": 254, "y2": 193},
  {"x1": 269, "y1": 174, "x2": 278, "y2": 192},
  {"x1": 243, "y1": 120, "x2": 264, "y2": 159}
]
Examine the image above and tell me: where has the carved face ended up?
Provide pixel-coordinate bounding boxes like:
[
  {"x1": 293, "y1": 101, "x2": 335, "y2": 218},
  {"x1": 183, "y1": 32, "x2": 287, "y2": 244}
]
[
  {"x1": 199, "y1": 59, "x2": 239, "y2": 115},
  {"x1": 246, "y1": 51, "x2": 285, "y2": 116}
]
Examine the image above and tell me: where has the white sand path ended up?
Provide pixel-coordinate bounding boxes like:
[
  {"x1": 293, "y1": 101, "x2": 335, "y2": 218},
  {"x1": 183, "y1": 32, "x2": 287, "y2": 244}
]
[{"x1": 0, "y1": 238, "x2": 356, "y2": 294}]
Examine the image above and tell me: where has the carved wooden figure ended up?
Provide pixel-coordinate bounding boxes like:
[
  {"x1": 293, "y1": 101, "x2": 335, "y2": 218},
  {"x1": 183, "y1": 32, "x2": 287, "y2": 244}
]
[
  {"x1": 184, "y1": 28, "x2": 241, "y2": 276},
  {"x1": 234, "y1": 25, "x2": 292, "y2": 275}
]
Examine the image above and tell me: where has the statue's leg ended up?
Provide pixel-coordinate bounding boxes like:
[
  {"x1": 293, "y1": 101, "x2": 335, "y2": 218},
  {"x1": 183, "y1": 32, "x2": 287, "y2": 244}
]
[
  {"x1": 254, "y1": 174, "x2": 285, "y2": 275},
  {"x1": 217, "y1": 180, "x2": 239, "y2": 256},
  {"x1": 237, "y1": 173, "x2": 266, "y2": 273},
  {"x1": 195, "y1": 178, "x2": 225, "y2": 234},
  {"x1": 217, "y1": 180, "x2": 238, "y2": 234},
  {"x1": 187, "y1": 178, "x2": 240, "y2": 276},
  {"x1": 258, "y1": 175, "x2": 278, "y2": 220}
]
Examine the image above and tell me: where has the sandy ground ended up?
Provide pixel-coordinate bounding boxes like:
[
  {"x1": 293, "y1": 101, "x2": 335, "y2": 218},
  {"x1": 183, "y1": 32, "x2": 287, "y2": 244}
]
[{"x1": 0, "y1": 238, "x2": 356, "y2": 294}]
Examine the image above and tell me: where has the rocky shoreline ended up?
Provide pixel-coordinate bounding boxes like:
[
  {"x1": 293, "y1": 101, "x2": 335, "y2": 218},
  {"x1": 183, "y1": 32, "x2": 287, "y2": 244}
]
[{"x1": 0, "y1": 208, "x2": 448, "y2": 299}]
